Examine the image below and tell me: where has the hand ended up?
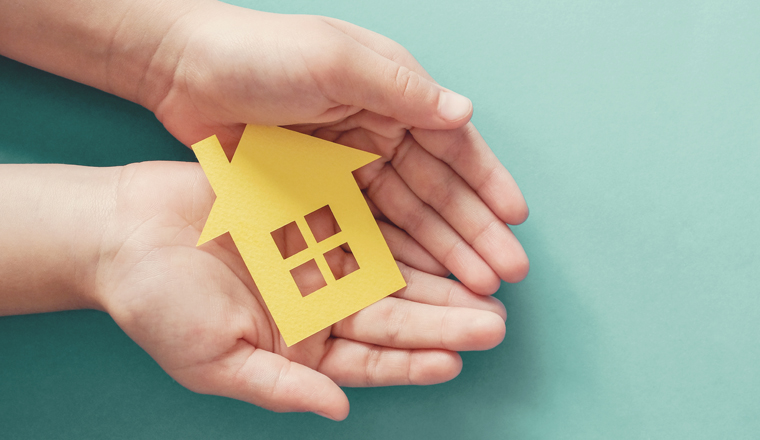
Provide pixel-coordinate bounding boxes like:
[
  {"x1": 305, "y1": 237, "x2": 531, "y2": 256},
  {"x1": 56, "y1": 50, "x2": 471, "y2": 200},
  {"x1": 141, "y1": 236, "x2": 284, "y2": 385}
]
[
  {"x1": 97, "y1": 161, "x2": 508, "y2": 420},
  {"x1": 150, "y1": 3, "x2": 529, "y2": 294}
]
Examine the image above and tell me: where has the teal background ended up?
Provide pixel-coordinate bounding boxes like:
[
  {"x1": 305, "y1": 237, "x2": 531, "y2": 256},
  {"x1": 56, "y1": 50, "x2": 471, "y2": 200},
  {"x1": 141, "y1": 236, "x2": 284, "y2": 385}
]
[{"x1": 1, "y1": 0, "x2": 759, "y2": 438}]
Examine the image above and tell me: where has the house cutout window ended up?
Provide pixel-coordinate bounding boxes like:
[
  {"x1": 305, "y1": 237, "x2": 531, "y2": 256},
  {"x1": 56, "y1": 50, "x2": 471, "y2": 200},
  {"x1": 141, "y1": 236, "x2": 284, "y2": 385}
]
[
  {"x1": 290, "y1": 259, "x2": 327, "y2": 297},
  {"x1": 305, "y1": 205, "x2": 341, "y2": 242},
  {"x1": 271, "y1": 221, "x2": 308, "y2": 259},
  {"x1": 324, "y1": 243, "x2": 359, "y2": 280},
  {"x1": 272, "y1": 205, "x2": 360, "y2": 297}
]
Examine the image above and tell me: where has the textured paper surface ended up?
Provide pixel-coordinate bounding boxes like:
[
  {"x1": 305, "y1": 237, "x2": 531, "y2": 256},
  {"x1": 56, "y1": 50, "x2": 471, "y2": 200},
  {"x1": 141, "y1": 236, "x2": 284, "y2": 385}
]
[{"x1": 192, "y1": 125, "x2": 406, "y2": 345}]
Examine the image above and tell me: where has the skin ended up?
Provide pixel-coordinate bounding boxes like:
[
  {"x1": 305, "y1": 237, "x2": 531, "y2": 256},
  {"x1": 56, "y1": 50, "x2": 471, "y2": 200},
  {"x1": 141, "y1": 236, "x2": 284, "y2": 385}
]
[{"x1": 0, "y1": 0, "x2": 529, "y2": 421}]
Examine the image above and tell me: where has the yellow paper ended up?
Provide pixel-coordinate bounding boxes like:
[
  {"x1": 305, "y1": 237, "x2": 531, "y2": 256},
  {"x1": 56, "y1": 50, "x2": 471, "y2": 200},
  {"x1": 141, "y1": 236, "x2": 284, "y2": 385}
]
[{"x1": 193, "y1": 125, "x2": 406, "y2": 346}]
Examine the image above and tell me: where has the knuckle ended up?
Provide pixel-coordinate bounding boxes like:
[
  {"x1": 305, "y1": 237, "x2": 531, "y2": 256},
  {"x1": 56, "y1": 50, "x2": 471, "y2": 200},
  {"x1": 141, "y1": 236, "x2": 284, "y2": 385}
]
[
  {"x1": 472, "y1": 219, "x2": 501, "y2": 248},
  {"x1": 442, "y1": 124, "x2": 476, "y2": 164},
  {"x1": 429, "y1": 173, "x2": 459, "y2": 211},
  {"x1": 364, "y1": 346, "x2": 382, "y2": 386},
  {"x1": 393, "y1": 65, "x2": 417, "y2": 99},
  {"x1": 366, "y1": 164, "x2": 394, "y2": 201},
  {"x1": 385, "y1": 300, "x2": 408, "y2": 346},
  {"x1": 401, "y1": 204, "x2": 426, "y2": 235},
  {"x1": 442, "y1": 239, "x2": 466, "y2": 273},
  {"x1": 405, "y1": 352, "x2": 414, "y2": 385},
  {"x1": 439, "y1": 308, "x2": 450, "y2": 350},
  {"x1": 390, "y1": 134, "x2": 416, "y2": 171}
]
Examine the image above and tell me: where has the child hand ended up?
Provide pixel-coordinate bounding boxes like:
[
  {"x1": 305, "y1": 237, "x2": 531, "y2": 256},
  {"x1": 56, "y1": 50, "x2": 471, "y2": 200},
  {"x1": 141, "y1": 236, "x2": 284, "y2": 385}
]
[
  {"x1": 1, "y1": 0, "x2": 529, "y2": 293},
  {"x1": 96, "y1": 161, "x2": 507, "y2": 420},
  {"x1": 146, "y1": 3, "x2": 530, "y2": 294}
]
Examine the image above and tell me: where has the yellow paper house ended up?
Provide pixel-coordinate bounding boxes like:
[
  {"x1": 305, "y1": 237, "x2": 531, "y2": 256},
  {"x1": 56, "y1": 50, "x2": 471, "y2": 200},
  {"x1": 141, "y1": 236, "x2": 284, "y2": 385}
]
[{"x1": 193, "y1": 125, "x2": 406, "y2": 346}]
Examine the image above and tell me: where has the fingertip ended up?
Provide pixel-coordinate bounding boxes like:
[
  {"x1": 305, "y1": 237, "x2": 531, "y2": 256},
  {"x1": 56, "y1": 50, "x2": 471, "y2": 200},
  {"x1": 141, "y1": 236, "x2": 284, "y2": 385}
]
[
  {"x1": 411, "y1": 350, "x2": 462, "y2": 385},
  {"x1": 482, "y1": 165, "x2": 529, "y2": 226},
  {"x1": 315, "y1": 393, "x2": 350, "y2": 421},
  {"x1": 507, "y1": 202, "x2": 530, "y2": 225},
  {"x1": 503, "y1": 253, "x2": 530, "y2": 284},
  {"x1": 448, "y1": 309, "x2": 506, "y2": 351},
  {"x1": 442, "y1": 351, "x2": 464, "y2": 381},
  {"x1": 469, "y1": 271, "x2": 502, "y2": 296},
  {"x1": 490, "y1": 297, "x2": 508, "y2": 322},
  {"x1": 437, "y1": 90, "x2": 473, "y2": 124},
  {"x1": 335, "y1": 394, "x2": 350, "y2": 421},
  {"x1": 475, "y1": 312, "x2": 507, "y2": 350},
  {"x1": 447, "y1": 245, "x2": 502, "y2": 295}
]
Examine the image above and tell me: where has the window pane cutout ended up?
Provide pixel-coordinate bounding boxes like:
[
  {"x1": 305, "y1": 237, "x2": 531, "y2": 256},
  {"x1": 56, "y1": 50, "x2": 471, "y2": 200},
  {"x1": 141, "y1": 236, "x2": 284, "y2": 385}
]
[
  {"x1": 305, "y1": 205, "x2": 341, "y2": 242},
  {"x1": 272, "y1": 205, "x2": 359, "y2": 296},
  {"x1": 324, "y1": 243, "x2": 359, "y2": 281},
  {"x1": 290, "y1": 259, "x2": 327, "y2": 297},
  {"x1": 270, "y1": 220, "x2": 308, "y2": 259}
]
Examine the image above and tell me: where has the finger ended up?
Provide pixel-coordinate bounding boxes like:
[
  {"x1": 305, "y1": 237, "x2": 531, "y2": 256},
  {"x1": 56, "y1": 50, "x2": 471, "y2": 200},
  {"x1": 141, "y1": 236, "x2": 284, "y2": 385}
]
[
  {"x1": 392, "y1": 133, "x2": 529, "y2": 283},
  {"x1": 179, "y1": 342, "x2": 349, "y2": 421},
  {"x1": 318, "y1": 339, "x2": 462, "y2": 387},
  {"x1": 364, "y1": 193, "x2": 385, "y2": 221},
  {"x1": 360, "y1": 162, "x2": 502, "y2": 294},
  {"x1": 412, "y1": 124, "x2": 529, "y2": 225},
  {"x1": 304, "y1": 110, "x2": 410, "y2": 156},
  {"x1": 378, "y1": 221, "x2": 449, "y2": 277},
  {"x1": 320, "y1": 17, "x2": 436, "y2": 82},
  {"x1": 313, "y1": 35, "x2": 473, "y2": 129},
  {"x1": 332, "y1": 296, "x2": 506, "y2": 350},
  {"x1": 312, "y1": 120, "x2": 519, "y2": 290},
  {"x1": 394, "y1": 262, "x2": 506, "y2": 320}
]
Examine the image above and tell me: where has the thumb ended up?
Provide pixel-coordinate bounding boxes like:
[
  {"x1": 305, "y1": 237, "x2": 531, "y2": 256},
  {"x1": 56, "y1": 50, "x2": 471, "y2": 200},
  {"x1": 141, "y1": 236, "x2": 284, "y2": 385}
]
[
  {"x1": 320, "y1": 40, "x2": 473, "y2": 129},
  {"x1": 177, "y1": 346, "x2": 350, "y2": 421}
]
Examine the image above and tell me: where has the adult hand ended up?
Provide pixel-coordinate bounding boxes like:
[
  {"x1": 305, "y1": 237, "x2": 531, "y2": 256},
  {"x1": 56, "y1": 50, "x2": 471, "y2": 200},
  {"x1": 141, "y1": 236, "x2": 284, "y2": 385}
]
[
  {"x1": 98, "y1": 161, "x2": 508, "y2": 420},
  {"x1": 150, "y1": 3, "x2": 530, "y2": 294}
]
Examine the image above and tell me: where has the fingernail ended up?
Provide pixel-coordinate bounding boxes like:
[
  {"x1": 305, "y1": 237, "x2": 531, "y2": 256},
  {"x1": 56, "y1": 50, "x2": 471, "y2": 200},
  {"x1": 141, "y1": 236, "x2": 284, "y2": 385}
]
[
  {"x1": 315, "y1": 411, "x2": 337, "y2": 421},
  {"x1": 438, "y1": 91, "x2": 472, "y2": 122}
]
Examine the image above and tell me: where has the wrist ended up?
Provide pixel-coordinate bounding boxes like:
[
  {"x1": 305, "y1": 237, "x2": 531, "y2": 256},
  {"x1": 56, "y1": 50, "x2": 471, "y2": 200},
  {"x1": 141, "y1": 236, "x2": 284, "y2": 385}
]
[
  {"x1": 0, "y1": 165, "x2": 120, "y2": 315},
  {"x1": 0, "y1": 0, "x2": 213, "y2": 114},
  {"x1": 103, "y1": 0, "x2": 215, "y2": 112}
]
